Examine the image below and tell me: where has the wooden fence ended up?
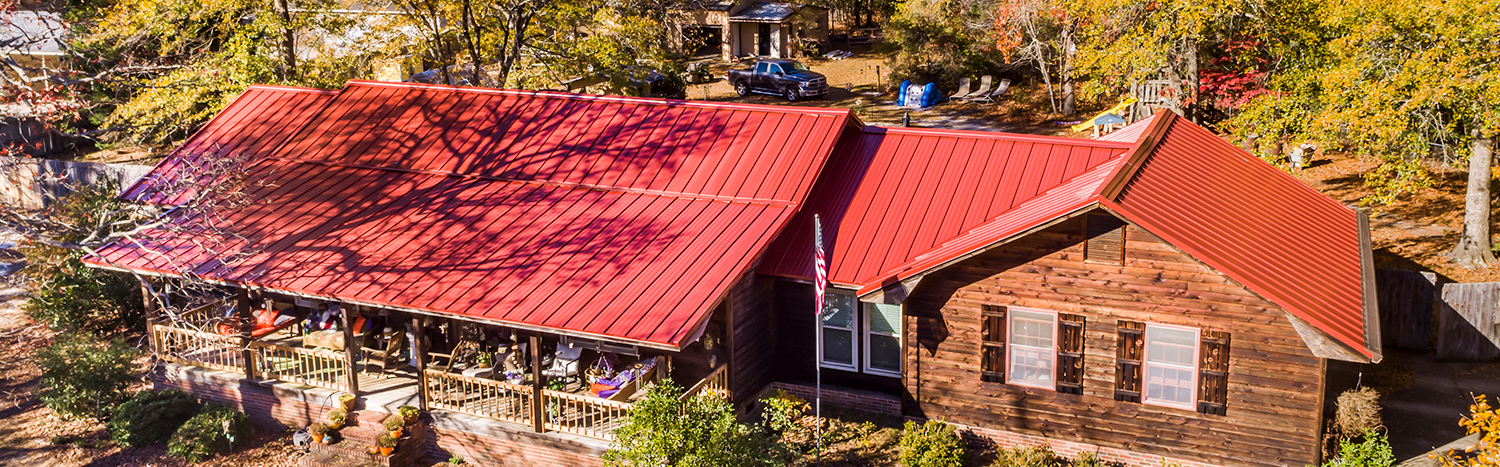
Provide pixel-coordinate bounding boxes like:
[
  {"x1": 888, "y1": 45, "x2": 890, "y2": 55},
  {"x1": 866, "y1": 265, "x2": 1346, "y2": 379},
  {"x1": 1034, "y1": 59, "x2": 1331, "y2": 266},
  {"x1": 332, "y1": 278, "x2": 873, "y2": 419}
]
[
  {"x1": 251, "y1": 341, "x2": 350, "y2": 392},
  {"x1": 152, "y1": 325, "x2": 245, "y2": 374},
  {"x1": 1437, "y1": 282, "x2": 1500, "y2": 360},
  {"x1": 542, "y1": 389, "x2": 633, "y2": 440},
  {"x1": 1375, "y1": 269, "x2": 1500, "y2": 360},
  {"x1": 0, "y1": 155, "x2": 152, "y2": 209}
]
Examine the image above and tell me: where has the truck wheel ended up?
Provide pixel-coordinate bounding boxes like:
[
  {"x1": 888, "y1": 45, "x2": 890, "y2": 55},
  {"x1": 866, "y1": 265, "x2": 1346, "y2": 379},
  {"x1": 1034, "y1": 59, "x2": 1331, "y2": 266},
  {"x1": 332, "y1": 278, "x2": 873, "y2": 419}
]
[
  {"x1": 735, "y1": 81, "x2": 750, "y2": 96},
  {"x1": 784, "y1": 87, "x2": 800, "y2": 102}
]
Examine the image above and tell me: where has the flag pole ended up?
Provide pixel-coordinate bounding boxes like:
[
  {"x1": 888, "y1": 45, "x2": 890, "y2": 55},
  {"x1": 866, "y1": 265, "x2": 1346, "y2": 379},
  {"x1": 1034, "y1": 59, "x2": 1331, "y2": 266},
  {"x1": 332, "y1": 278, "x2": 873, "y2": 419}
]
[{"x1": 813, "y1": 214, "x2": 825, "y2": 467}]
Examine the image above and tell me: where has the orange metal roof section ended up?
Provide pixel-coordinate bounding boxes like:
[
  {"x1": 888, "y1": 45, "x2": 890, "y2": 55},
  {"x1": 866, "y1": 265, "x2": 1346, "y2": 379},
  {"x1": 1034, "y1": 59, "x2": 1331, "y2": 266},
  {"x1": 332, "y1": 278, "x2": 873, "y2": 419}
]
[
  {"x1": 89, "y1": 81, "x2": 852, "y2": 349},
  {"x1": 758, "y1": 125, "x2": 1133, "y2": 286},
  {"x1": 1104, "y1": 112, "x2": 1372, "y2": 358},
  {"x1": 121, "y1": 85, "x2": 338, "y2": 205}
]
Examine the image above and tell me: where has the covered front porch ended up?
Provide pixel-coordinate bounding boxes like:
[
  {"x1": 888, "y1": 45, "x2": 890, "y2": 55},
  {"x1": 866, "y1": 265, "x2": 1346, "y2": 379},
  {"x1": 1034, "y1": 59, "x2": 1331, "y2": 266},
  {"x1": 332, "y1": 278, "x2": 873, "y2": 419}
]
[{"x1": 145, "y1": 288, "x2": 730, "y2": 442}]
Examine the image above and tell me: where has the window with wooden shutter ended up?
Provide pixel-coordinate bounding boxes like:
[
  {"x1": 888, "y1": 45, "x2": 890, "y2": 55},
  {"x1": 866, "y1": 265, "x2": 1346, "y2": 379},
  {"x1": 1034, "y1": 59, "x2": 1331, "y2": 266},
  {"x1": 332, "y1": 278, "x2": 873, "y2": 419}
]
[
  {"x1": 1056, "y1": 314, "x2": 1086, "y2": 395},
  {"x1": 1197, "y1": 330, "x2": 1231, "y2": 415},
  {"x1": 1085, "y1": 214, "x2": 1126, "y2": 265},
  {"x1": 980, "y1": 305, "x2": 1006, "y2": 383},
  {"x1": 1114, "y1": 320, "x2": 1144, "y2": 402}
]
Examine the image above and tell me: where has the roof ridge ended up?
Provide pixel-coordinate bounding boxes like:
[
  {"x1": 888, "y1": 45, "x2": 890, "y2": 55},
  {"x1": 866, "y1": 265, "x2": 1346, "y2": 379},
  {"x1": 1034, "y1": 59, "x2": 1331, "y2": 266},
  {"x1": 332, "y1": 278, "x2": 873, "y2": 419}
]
[
  {"x1": 865, "y1": 125, "x2": 1136, "y2": 149},
  {"x1": 344, "y1": 80, "x2": 854, "y2": 117},
  {"x1": 1096, "y1": 109, "x2": 1177, "y2": 200},
  {"x1": 263, "y1": 156, "x2": 800, "y2": 207}
]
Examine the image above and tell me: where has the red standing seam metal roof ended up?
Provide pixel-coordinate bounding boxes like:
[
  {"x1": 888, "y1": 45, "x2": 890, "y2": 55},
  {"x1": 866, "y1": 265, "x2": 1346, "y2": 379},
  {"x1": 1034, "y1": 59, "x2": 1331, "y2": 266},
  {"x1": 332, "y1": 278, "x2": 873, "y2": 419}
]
[
  {"x1": 758, "y1": 126, "x2": 1134, "y2": 286},
  {"x1": 87, "y1": 80, "x2": 852, "y2": 349},
  {"x1": 1103, "y1": 112, "x2": 1373, "y2": 358},
  {"x1": 120, "y1": 85, "x2": 339, "y2": 205}
]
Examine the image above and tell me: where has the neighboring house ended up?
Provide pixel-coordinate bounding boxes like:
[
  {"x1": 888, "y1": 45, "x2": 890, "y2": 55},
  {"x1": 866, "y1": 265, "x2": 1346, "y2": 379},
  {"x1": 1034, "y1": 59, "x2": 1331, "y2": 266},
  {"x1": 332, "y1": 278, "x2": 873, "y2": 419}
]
[
  {"x1": 85, "y1": 81, "x2": 1377, "y2": 467},
  {"x1": 676, "y1": 1, "x2": 829, "y2": 60},
  {"x1": 0, "y1": 11, "x2": 68, "y2": 93}
]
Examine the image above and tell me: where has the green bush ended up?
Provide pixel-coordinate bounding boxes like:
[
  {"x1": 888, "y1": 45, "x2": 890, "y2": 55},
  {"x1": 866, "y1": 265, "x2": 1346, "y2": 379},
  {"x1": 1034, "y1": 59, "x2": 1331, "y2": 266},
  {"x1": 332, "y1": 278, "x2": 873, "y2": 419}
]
[
  {"x1": 20, "y1": 181, "x2": 146, "y2": 338},
  {"x1": 1320, "y1": 430, "x2": 1395, "y2": 467},
  {"x1": 900, "y1": 419, "x2": 968, "y2": 467},
  {"x1": 167, "y1": 403, "x2": 251, "y2": 463},
  {"x1": 108, "y1": 389, "x2": 201, "y2": 447},
  {"x1": 35, "y1": 335, "x2": 140, "y2": 421},
  {"x1": 990, "y1": 445, "x2": 1061, "y2": 467},
  {"x1": 759, "y1": 390, "x2": 808, "y2": 435},
  {"x1": 604, "y1": 380, "x2": 787, "y2": 467}
]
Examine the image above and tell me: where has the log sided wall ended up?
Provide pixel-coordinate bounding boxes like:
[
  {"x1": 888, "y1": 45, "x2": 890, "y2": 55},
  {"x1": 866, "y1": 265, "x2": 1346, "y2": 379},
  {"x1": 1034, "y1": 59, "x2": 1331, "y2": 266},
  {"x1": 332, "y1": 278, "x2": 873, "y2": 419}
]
[{"x1": 903, "y1": 215, "x2": 1325, "y2": 467}]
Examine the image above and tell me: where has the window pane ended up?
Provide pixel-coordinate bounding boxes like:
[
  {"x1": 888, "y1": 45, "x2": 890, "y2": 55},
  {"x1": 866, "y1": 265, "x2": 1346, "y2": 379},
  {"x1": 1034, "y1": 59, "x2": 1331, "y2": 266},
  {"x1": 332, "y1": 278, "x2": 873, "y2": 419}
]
[
  {"x1": 755, "y1": 62, "x2": 768, "y2": 72},
  {"x1": 868, "y1": 303, "x2": 900, "y2": 335},
  {"x1": 823, "y1": 328, "x2": 853, "y2": 365},
  {"x1": 1009, "y1": 346, "x2": 1054, "y2": 386},
  {"x1": 1010, "y1": 310, "x2": 1054, "y2": 349},
  {"x1": 1146, "y1": 365, "x2": 1195, "y2": 404},
  {"x1": 822, "y1": 293, "x2": 855, "y2": 329},
  {"x1": 868, "y1": 334, "x2": 901, "y2": 372},
  {"x1": 1147, "y1": 327, "x2": 1196, "y2": 366}
]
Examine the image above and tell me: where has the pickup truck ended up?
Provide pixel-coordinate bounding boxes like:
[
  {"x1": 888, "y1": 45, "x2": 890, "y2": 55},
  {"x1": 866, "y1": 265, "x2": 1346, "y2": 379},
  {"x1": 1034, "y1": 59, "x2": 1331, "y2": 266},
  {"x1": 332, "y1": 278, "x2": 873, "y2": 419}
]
[{"x1": 727, "y1": 59, "x2": 828, "y2": 101}]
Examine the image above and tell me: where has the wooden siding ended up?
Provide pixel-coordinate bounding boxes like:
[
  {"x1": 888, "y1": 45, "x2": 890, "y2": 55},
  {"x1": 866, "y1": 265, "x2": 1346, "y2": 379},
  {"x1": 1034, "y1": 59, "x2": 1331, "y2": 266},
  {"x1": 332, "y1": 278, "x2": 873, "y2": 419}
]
[
  {"x1": 729, "y1": 270, "x2": 777, "y2": 405},
  {"x1": 769, "y1": 279, "x2": 906, "y2": 394},
  {"x1": 904, "y1": 215, "x2": 1324, "y2": 467}
]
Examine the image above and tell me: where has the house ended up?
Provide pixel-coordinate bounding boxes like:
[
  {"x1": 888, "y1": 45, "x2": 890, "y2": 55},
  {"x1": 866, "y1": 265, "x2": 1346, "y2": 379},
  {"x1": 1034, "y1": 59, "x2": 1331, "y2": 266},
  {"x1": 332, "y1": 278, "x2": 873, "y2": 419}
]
[
  {"x1": 674, "y1": 1, "x2": 829, "y2": 60},
  {"x1": 85, "y1": 81, "x2": 1377, "y2": 467}
]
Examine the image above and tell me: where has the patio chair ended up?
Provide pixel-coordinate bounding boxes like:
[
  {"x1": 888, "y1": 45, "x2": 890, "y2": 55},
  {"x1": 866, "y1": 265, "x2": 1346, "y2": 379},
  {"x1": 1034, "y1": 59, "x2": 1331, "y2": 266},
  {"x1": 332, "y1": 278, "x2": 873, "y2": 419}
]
[
  {"x1": 541, "y1": 342, "x2": 584, "y2": 386},
  {"x1": 959, "y1": 76, "x2": 993, "y2": 101},
  {"x1": 360, "y1": 328, "x2": 408, "y2": 378},
  {"x1": 949, "y1": 77, "x2": 973, "y2": 100},
  {"x1": 972, "y1": 78, "x2": 1012, "y2": 104},
  {"x1": 429, "y1": 322, "x2": 482, "y2": 373}
]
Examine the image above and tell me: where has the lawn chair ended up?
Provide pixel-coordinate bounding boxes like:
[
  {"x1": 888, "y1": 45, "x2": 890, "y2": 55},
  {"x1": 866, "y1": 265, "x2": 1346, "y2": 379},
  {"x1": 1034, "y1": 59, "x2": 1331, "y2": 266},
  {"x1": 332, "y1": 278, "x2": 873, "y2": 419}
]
[
  {"x1": 360, "y1": 327, "x2": 408, "y2": 378},
  {"x1": 959, "y1": 76, "x2": 993, "y2": 101},
  {"x1": 972, "y1": 78, "x2": 1012, "y2": 103},
  {"x1": 429, "y1": 322, "x2": 481, "y2": 373},
  {"x1": 541, "y1": 342, "x2": 584, "y2": 387},
  {"x1": 949, "y1": 77, "x2": 973, "y2": 100}
]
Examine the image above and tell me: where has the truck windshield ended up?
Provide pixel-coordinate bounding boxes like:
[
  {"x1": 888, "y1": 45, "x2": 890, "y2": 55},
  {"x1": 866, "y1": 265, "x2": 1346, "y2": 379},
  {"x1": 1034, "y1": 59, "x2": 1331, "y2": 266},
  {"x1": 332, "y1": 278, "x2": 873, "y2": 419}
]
[{"x1": 784, "y1": 62, "x2": 810, "y2": 72}]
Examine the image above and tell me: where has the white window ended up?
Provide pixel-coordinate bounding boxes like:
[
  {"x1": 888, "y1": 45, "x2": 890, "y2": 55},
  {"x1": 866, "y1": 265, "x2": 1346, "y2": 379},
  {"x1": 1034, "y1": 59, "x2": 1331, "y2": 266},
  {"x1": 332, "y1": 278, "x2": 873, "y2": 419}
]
[
  {"x1": 1144, "y1": 324, "x2": 1199, "y2": 410},
  {"x1": 820, "y1": 292, "x2": 857, "y2": 371},
  {"x1": 863, "y1": 302, "x2": 902, "y2": 377},
  {"x1": 1007, "y1": 308, "x2": 1056, "y2": 389}
]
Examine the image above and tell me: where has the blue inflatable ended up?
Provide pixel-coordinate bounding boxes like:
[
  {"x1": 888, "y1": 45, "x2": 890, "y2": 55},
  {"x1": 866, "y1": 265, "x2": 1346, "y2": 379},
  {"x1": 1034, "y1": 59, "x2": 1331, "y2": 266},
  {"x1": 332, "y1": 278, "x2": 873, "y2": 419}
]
[
  {"x1": 897, "y1": 80, "x2": 911, "y2": 106},
  {"x1": 922, "y1": 82, "x2": 939, "y2": 108}
]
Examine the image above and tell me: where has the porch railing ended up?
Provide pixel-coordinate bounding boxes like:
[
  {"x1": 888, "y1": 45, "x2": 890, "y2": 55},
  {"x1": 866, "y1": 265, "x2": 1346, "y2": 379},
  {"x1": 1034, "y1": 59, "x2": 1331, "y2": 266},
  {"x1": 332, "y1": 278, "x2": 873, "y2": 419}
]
[
  {"x1": 152, "y1": 324, "x2": 245, "y2": 374},
  {"x1": 250, "y1": 341, "x2": 349, "y2": 392},
  {"x1": 424, "y1": 370, "x2": 535, "y2": 427},
  {"x1": 681, "y1": 364, "x2": 729, "y2": 401},
  {"x1": 542, "y1": 389, "x2": 633, "y2": 440}
]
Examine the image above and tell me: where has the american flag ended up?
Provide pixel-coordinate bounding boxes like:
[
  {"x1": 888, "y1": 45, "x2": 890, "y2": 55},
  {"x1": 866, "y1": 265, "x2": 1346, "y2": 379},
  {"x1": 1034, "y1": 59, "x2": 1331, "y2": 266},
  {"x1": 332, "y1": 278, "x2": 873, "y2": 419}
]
[{"x1": 814, "y1": 214, "x2": 826, "y2": 317}]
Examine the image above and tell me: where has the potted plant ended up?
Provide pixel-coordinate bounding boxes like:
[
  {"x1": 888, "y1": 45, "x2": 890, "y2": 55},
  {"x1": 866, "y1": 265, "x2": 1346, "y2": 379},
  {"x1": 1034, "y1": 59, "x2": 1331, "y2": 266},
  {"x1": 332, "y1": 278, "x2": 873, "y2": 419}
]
[
  {"x1": 338, "y1": 394, "x2": 356, "y2": 411},
  {"x1": 384, "y1": 414, "x2": 406, "y2": 438},
  {"x1": 475, "y1": 351, "x2": 494, "y2": 368},
  {"x1": 397, "y1": 405, "x2": 420, "y2": 426},
  {"x1": 327, "y1": 408, "x2": 348, "y2": 428},
  {"x1": 376, "y1": 434, "x2": 397, "y2": 456},
  {"x1": 309, "y1": 422, "x2": 330, "y2": 444}
]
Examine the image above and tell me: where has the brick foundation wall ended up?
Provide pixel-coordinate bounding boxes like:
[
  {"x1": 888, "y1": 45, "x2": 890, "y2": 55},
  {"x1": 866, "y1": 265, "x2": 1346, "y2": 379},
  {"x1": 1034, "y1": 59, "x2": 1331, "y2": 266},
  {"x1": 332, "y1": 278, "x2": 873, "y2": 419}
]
[
  {"x1": 152, "y1": 363, "x2": 606, "y2": 467},
  {"x1": 765, "y1": 382, "x2": 902, "y2": 416},
  {"x1": 953, "y1": 422, "x2": 1221, "y2": 467}
]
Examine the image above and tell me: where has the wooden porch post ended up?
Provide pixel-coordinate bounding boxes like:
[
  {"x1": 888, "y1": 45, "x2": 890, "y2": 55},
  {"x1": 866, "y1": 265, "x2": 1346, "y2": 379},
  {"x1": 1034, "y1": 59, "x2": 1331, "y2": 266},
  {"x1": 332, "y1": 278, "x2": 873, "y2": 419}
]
[
  {"x1": 530, "y1": 334, "x2": 544, "y2": 433},
  {"x1": 236, "y1": 289, "x2": 258, "y2": 380},
  {"x1": 139, "y1": 279, "x2": 158, "y2": 354},
  {"x1": 410, "y1": 317, "x2": 429, "y2": 411},
  {"x1": 339, "y1": 304, "x2": 360, "y2": 395}
]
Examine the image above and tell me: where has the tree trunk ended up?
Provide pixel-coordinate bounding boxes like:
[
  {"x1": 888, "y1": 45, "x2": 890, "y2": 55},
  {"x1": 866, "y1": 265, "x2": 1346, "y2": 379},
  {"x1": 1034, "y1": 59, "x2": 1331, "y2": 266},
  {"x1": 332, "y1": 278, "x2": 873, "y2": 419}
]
[
  {"x1": 1060, "y1": 27, "x2": 1075, "y2": 116},
  {"x1": 1446, "y1": 137, "x2": 1497, "y2": 268},
  {"x1": 1183, "y1": 38, "x2": 1199, "y2": 123},
  {"x1": 273, "y1": 0, "x2": 296, "y2": 78}
]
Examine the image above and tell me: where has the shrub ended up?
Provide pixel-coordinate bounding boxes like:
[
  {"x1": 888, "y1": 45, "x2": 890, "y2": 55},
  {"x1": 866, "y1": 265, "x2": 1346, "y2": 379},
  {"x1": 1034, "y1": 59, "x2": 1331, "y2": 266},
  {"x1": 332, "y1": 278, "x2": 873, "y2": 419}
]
[
  {"x1": 1322, "y1": 430, "x2": 1394, "y2": 467},
  {"x1": 19, "y1": 181, "x2": 146, "y2": 337},
  {"x1": 1439, "y1": 394, "x2": 1500, "y2": 467},
  {"x1": 899, "y1": 419, "x2": 968, "y2": 467},
  {"x1": 167, "y1": 403, "x2": 250, "y2": 463},
  {"x1": 989, "y1": 444, "x2": 1061, "y2": 467},
  {"x1": 604, "y1": 380, "x2": 787, "y2": 467},
  {"x1": 108, "y1": 389, "x2": 201, "y2": 447},
  {"x1": 35, "y1": 334, "x2": 140, "y2": 421},
  {"x1": 760, "y1": 389, "x2": 808, "y2": 435}
]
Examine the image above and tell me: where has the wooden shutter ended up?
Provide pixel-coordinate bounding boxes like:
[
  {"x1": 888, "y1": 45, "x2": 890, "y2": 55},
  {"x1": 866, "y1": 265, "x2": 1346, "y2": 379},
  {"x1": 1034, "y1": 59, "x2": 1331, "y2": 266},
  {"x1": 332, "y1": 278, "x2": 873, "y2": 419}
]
[
  {"x1": 1114, "y1": 320, "x2": 1145, "y2": 402},
  {"x1": 1085, "y1": 214, "x2": 1126, "y2": 265},
  {"x1": 980, "y1": 305, "x2": 1006, "y2": 383},
  {"x1": 1056, "y1": 314, "x2": 1086, "y2": 395},
  {"x1": 1197, "y1": 330, "x2": 1231, "y2": 415}
]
